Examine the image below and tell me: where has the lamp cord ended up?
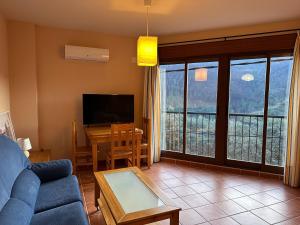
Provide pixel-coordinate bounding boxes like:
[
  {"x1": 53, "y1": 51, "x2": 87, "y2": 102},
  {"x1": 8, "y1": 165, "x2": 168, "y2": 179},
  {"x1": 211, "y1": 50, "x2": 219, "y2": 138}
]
[{"x1": 146, "y1": 6, "x2": 149, "y2": 36}]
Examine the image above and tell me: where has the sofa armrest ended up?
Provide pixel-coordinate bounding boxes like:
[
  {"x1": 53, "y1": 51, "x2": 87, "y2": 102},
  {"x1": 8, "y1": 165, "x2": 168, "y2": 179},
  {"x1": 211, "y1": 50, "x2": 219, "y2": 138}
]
[{"x1": 30, "y1": 159, "x2": 72, "y2": 183}]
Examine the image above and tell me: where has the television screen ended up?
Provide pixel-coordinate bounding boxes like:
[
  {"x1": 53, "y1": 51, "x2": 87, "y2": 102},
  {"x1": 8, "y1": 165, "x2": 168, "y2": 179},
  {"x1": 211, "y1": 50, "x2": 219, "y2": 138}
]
[{"x1": 82, "y1": 94, "x2": 134, "y2": 125}]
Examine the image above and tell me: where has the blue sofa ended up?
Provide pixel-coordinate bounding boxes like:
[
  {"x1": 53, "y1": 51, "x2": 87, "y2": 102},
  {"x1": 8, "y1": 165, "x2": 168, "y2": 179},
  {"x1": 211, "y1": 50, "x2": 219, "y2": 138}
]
[{"x1": 0, "y1": 135, "x2": 89, "y2": 225}]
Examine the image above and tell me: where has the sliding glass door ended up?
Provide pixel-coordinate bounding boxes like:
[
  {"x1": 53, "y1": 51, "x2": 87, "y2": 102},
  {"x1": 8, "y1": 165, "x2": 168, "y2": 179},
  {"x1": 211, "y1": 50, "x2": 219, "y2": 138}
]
[
  {"x1": 160, "y1": 54, "x2": 293, "y2": 172},
  {"x1": 160, "y1": 64, "x2": 185, "y2": 153},
  {"x1": 266, "y1": 56, "x2": 293, "y2": 166},
  {"x1": 186, "y1": 61, "x2": 219, "y2": 158},
  {"x1": 227, "y1": 58, "x2": 267, "y2": 163}
]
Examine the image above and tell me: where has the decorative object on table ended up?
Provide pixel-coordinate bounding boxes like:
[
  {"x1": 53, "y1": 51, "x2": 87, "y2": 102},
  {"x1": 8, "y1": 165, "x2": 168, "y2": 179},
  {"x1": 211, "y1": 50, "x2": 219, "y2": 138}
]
[
  {"x1": 17, "y1": 138, "x2": 32, "y2": 157},
  {"x1": 137, "y1": 0, "x2": 158, "y2": 66},
  {"x1": 0, "y1": 111, "x2": 16, "y2": 141}
]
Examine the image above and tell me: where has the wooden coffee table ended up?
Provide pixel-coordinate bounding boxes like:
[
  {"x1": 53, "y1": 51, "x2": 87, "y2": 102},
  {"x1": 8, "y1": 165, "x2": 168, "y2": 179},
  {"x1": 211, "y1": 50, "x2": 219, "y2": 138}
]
[{"x1": 94, "y1": 167, "x2": 181, "y2": 225}]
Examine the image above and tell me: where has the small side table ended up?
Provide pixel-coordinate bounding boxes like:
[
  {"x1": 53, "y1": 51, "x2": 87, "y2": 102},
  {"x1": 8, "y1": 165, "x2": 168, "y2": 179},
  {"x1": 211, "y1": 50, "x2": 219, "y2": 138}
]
[{"x1": 29, "y1": 150, "x2": 51, "y2": 163}]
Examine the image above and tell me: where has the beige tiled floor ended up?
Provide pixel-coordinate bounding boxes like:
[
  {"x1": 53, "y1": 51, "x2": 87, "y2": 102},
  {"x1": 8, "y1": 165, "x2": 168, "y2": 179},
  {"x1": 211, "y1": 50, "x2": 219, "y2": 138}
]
[{"x1": 78, "y1": 161, "x2": 300, "y2": 225}]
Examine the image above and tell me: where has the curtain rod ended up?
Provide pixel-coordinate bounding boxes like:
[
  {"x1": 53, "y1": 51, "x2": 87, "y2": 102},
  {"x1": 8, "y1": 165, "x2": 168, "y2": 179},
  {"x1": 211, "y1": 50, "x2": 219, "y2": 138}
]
[{"x1": 159, "y1": 28, "x2": 300, "y2": 47}]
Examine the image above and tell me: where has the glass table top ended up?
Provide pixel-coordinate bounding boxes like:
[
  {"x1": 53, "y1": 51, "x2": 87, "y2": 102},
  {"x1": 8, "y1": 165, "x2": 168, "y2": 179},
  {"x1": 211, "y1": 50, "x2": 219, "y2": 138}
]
[{"x1": 104, "y1": 170, "x2": 164, "y2": 213}]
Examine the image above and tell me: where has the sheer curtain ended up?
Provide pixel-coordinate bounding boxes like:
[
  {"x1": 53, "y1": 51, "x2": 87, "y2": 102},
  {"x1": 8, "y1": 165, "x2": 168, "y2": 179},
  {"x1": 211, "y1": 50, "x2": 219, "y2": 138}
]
[
  {"x1": 143, "y1": 66, "x2": 161, "y2": 163},
  {"x1": 284, "y1": 33, "x2": 300, "y2": 187}
]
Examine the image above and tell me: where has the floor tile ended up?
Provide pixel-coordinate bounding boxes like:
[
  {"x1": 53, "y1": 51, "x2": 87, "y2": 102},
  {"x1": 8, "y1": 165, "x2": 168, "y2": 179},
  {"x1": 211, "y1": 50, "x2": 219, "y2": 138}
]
[
  {"x1": 195, "y1": 204, "x2": 227, "y2": 221},
  {"x1": 209, "y1": 217, "x2": 240, "y2": 225},
  {"x1": 215, "y1": 200, "x2": 247, "y2": 215},
  {"x1": 251, "y1": 206, "x2": 287, "y2": 224},
  {"x1": 266, "y1": 189, "x2": 297, "y2": 201},
  {"x1": 269, "y1": 200, "x2": 300, "y2": 218},
  {"x1": 163, "y1": 178, "x2": 185, "y2": 188},
  {"x1": 222, "y1": 187, "x2": 245, "y2": 199},
  {"x1": 159, "y1": 172, "x2": 177, "y2": 180},
  {"x1": 249, "y1": 192, "x2": 282, "y2": 206},
  {"x1": 172, "y1": 197, "x2": 191, "y2": 210},
  {"x1": 155, "y1": 180, "x2": 169, "y2": 190},
  {"x1": 201, "y1": 190, "x2": 228, "y2": 203},
  {"x1": 233, "y1": 184, "x2": 260, "y2": 195},
  {"x1": 188, "y1": 183, "x2": 213, "y2": 193},
  {"x1": 179, "y1": 176, "x2": 201, "y2": 185},
  {"x1": 275, "y1": 216, "x2": 300, "y2": 225},
  {"x1": 162, "y1": 188, "x2": 178, "y2": 199},
  {"x1": 233, "y1": 196, "x2": 264, "y2": 210},
  {"x1": 179, "y1": 209, "x2": 206, "y2": 225},
  {"x1": 182, "y1": 194, "x2": 210, "y2": 208},
  {"x1": 231, "y1": 212, "x2": 269, "y2": 225},
  {"x1": 172, "y1": 186, "x2": 196, "y2": 197}
]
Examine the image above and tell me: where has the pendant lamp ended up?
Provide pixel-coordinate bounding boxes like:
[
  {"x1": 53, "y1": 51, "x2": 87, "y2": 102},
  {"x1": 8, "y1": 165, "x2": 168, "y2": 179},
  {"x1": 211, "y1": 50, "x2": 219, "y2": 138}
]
[{"x1": 137, "y1": 0, "x2": 158, "y2": 66}]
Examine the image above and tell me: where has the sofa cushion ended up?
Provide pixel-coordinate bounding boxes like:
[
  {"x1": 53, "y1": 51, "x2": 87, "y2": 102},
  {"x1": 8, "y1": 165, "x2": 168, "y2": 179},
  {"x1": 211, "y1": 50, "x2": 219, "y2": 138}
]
[
  {"x1": 30, "y1": 159, "x2": 72, "y2": 183},
  {"x1": 11, "y1": 169, "x2": 41, "y2": 209},
  {"x1": 34, "y1": 175, "x2": 82, "y2": 213},
  {"x1": 0, "y1": 179, "x2": 9, "y2": 212},
  {"x1": 30, "y1": 201, "x2": 89, "y2": 225},
  {"x1": 0, "y1": 135, "x2": 30, "y2": 210},
  {"x1": 0, "y1": 198, "x2": 33, "y2": 225}
]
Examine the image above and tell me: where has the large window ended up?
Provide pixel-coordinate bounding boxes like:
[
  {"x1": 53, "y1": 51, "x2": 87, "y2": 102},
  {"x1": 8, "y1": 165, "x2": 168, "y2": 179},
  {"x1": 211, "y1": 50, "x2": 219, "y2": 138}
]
[
  {"x1": 227, "y1": 58, "x2": 267, "y2": 163},
  {"x1": 186, "y1": 61, "x2": 219, "y2": 157},
  {"x1": 159, "y1": 33, "x2": 296, "y2": 173},
  {"x1": 160, "y1": 64, "x2": 185, "y2": 153},
  {"x1": 266, "y1": 56, "x2": 293, "y2": 166}
]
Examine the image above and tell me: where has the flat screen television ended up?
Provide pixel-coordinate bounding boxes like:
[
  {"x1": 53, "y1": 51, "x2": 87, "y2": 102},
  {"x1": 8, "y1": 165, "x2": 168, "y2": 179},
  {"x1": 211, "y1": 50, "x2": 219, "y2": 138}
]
[{"x1": 82, "y1": 94, "x2": 134, "y2": 125}]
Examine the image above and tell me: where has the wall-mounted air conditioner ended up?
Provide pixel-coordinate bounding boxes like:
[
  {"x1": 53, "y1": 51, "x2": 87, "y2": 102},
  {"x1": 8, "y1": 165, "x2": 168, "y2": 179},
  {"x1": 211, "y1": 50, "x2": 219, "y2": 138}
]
[{"x1": 65, "y1": 45, "x2": 109, "y2": 62}]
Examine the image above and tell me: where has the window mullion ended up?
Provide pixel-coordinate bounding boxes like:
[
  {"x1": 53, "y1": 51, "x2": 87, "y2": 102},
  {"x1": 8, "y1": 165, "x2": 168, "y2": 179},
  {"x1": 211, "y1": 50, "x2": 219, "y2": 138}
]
[{"x1": 262, "y1": 56, "x2": 271, "y2": 167}]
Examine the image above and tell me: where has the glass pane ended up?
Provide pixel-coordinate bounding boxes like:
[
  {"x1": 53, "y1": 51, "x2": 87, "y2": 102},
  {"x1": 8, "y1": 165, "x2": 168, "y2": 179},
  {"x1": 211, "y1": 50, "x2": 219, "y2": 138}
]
[
  {"x1": 160, "y1": 64, "x2": 185, "y2": 153},
  {"x1": 104, "y1": 171, "x2": 164, "y2": 213},
  {"x1": 266, "y1": 56, "x2": 293, "y2": 166},
  {"x1": 227, "y1": 58, "x2": 267, "y2": 163},
  {"x1": 186, "y1": 61, "x2": 219, "y2": 157}
]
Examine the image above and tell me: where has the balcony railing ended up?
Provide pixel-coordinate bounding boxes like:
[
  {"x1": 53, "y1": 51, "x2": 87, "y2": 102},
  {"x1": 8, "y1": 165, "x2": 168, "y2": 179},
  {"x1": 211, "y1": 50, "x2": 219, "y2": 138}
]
[{"x1": 161, "y1": 111, "x2": 287, "y2": 166}]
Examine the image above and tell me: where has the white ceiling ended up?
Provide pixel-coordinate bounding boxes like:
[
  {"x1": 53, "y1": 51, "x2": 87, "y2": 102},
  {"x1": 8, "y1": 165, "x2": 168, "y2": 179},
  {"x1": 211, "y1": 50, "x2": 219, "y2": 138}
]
[{"x1": 0, "y1": 0, "x2": 299, "y2": 37}]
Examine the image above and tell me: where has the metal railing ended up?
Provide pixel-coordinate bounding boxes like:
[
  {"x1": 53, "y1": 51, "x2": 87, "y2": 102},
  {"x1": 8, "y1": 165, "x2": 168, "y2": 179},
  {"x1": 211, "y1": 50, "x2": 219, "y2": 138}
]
[{"x1": 161, "y1": 111, "x2": 287, "y2": 166}]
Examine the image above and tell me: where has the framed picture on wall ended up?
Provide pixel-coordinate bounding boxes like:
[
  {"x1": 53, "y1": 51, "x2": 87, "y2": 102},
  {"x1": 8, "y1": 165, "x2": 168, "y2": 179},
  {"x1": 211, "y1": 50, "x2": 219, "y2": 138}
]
[{"x1": 0, "y1": 111, "x2": 16, "y2": 141}]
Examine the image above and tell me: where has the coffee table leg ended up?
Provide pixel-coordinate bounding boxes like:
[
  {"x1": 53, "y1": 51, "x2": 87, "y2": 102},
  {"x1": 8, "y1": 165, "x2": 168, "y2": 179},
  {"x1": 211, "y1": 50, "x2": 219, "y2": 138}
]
[
  {"x1": 94, "y1": 177, "x2": 100, "y2": 209},
  {"x1": 170, "y1": 212, "x2": 179, "y2": 225}
]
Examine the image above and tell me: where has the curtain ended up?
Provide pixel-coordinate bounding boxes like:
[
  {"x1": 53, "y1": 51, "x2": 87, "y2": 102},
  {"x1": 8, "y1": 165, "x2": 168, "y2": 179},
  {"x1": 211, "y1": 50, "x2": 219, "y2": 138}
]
[
  {"x1": 284, "y1": 33, "x2": 300, "y2": 187},
  {"x1": 143, "y1": 66, "x2": 161, "y2": 163}
]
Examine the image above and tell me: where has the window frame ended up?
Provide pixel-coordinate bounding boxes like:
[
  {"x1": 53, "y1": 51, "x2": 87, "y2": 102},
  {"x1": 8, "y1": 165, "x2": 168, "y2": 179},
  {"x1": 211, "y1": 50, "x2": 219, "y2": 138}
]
[{"x1": 159, "y1": 34, "x2": 296, "y2": 174}]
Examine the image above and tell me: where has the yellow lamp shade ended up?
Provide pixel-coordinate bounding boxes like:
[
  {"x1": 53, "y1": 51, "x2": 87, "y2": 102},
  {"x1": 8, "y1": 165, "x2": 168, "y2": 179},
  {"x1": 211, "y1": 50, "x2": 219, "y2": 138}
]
[
  {"x1": 137, "y1": 36, "x2": 158, "y2": 66},
  {"x1": 195, "y1": 68, "x2": 208, "y2": 81}
]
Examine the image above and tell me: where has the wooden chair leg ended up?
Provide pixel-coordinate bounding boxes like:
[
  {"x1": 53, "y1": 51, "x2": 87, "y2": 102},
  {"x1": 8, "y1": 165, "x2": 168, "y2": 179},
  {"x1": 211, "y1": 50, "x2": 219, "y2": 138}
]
[
  {"x1": 147, "y1": 146, "x2": 151, "y2": 168},
  {"x1": 111, "y1": 159, "x2": 115, "y2": 169},
  {"x1": 106, "y1": 156, "x2": 110, "y2": 170},
  {"x1": 73, "y1": 163, "x2": 77, "y2": 174}
]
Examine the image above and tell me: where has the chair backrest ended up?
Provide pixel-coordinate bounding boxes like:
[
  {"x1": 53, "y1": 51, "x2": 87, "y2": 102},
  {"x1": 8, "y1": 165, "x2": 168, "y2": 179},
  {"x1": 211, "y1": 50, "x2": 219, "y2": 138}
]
[
  {"x1": 72, "y1": 121, "x2": 77, "y2": 154},
  {"x1": 142, "y1": 117, "x2": 150, "y2": 143},
  {"x1": 111, "y1": 123, "x2": 135, "y2": 153}
]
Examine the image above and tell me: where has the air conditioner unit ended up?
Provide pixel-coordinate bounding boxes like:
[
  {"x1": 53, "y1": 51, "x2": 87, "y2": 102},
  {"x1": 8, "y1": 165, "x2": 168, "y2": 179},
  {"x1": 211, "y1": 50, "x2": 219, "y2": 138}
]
[{"x1": 65, "y1": 45, "x2": 109, "y2": 62}]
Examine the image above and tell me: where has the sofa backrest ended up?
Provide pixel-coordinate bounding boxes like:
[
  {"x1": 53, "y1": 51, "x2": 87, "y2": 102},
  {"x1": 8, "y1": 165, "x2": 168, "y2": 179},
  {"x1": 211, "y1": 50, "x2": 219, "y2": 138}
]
[{"x1": 0, "y1": 135, "x2": 30, "y2": 211}]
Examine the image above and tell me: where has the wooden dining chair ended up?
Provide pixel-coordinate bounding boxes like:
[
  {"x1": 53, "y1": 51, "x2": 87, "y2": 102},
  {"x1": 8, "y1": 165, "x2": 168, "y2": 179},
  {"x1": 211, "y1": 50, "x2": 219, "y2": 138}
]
[
  {"x1": 105, "y1": 123, "x2": 135, "y2": 170},
  {"x1": 138, "y1": 118, "x2": 151, "y2": 168},
  {"x1": 72, "y1": 121, "x2": 93, "y2": 174}
]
